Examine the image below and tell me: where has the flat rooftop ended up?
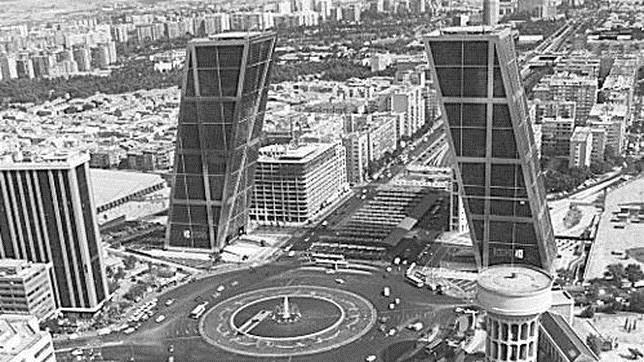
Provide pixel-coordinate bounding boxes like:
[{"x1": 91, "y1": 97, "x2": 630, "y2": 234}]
[
  {"x1": 258, "y1": 143, "x2": 334, "y2": 164},
  {"x1": 0, "y1": 152, "x2": 89, "y2": 170},
  {"x1": 190, "y1": 31, "x2": 275, "y2": 43},
  {"x1": 0, "y1": 314, "x2": 50, "y2": 362},
  {"x1": 90, "y1": 169, "x2": 166, "y2": 208},
  {"x1": 0, "y1": 259, "x2": 49, "y2": 279},
  {"x1": 424, "y1": 25, "x2": 511, "y2": 38}
]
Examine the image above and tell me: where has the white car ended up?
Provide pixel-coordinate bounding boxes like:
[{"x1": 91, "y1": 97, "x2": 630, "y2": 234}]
[
  {"x1": 365, "y1": 356, "x2": 377, "y2": 362},
  {"x1": 165, "y1": 299, "x2": 175, "y2": 306},
  {"x1": 335, "y1": 278, "x2": 345, "y2": 284},
  {"x1": 155, "y1": 315, "x2": 166, "y2": 323},
  {"x1": 216, "y1": 285, "x2": 225, "y2": 292},
  {"x1": 124, "y1": 327, "x2": 135, "y2": 335}
]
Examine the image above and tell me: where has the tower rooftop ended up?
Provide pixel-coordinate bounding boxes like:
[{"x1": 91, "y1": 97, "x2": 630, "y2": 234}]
[{"x1": 477, "y1": 265, "x2": 553, "y2": 316}]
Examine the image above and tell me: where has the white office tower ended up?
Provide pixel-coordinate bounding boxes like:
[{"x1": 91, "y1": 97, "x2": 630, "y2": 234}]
[{"x1": 477, "y1": 265, "x2": 553, "y2": 362}]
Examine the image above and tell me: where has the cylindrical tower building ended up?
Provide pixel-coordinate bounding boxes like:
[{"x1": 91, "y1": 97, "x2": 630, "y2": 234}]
[{"x1": 476, "y1": 265, "x2": 553, "y2": 362}]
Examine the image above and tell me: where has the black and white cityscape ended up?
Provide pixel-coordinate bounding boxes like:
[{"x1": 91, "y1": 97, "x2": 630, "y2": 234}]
[{"x1": 0, "y1": 0, "x2": 643, "y2": 361}]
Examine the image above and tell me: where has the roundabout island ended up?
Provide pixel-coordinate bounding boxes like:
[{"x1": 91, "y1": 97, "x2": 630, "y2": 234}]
[{"x1": 199, "y1": 285, "x2": 377, "y2": 357}]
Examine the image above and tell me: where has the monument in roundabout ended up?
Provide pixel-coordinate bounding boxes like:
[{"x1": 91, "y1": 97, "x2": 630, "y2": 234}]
[{"x1": 198, "y1": 285, "x2": 377, "y2": 357}]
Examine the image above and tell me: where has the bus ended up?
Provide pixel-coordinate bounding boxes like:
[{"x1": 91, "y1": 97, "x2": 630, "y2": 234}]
[
  {"x1": 190, "y1": 301, "x2": 209, "y2": 319},
  {"x1": 406, "y1": 272, "x2": 425, "y2": 288}
]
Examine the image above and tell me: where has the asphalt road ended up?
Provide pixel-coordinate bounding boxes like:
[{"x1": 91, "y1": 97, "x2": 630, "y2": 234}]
[{"x1": 55, "y1": 261, "x2": 462, "y2": 362}]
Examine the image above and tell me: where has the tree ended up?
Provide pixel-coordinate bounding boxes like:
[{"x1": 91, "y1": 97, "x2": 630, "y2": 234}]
[
  {"x1": 625, "y1": 264, "x2": 644, "y2": 283},
  {"x1": 579, "y1": 306, "x2": 595, "y2": 318},
  {"x1": 606, "y1": 263, "x2": 625, "y2": 281},
  {"x1": 123, "y1": 255, "x2": 137, "y2": 270},
  {"x1": 114, "y1": 267, "x2": 125, "y2": 280},
  {"x1": 586, "y1": 334, "x2": 603, "y2": 356}
]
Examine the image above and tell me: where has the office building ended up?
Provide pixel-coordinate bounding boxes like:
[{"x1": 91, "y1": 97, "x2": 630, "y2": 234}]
[
  {"x1": 251, "y1": 143, "x2": 347, "y2": 225},
  {"x1": 483, "y1": 0, "x2": 500, "y2": 25},
  {"x1": 477, "y1": 265, "x2": 553, "y2": 362},
  {"x1": 569, "y1": 127, "x2": 593, "y2": 168},
  {"x1": 0, "y1": 314, "x2": 55, "y2": 362},
  {"x1": 0, "y1": 153, "x2": 109, "y2": 313},
  {"x1": 424, "y1": 27, "x2": 556, "y2": 271},
  {"x1": 0, "y1": 259, "x2": 56, "y2": 321},
  {"x1": 166, "y1": 32, "x2": 277, "y2": 251}
]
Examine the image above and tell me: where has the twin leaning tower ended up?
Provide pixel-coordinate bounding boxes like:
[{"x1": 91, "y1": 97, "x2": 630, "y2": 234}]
[{"x1": 167, "y1": 27, "x2": 558, "y2": 362}]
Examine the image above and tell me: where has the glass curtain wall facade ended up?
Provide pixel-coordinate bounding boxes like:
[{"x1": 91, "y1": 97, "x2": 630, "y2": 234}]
[
  {"x1": 423, "y1": 27, "x2": 556, "y2": 272},
  {"x1": 166, "y1": 32, "x2": 277, "y2": 251}
]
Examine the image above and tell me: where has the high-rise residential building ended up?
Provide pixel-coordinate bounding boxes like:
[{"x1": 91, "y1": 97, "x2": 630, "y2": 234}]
[
  {"x1": 554, "y1": 51, "x2": 600, "y2": 77},
  {"x1": 0, "y1": 153, "x2": 109, "y2": 313},
  {"x1": 424, "y1": 27, "x2": 556, "y2": 271},
  {"x1": 533, "y1": 72, "x2": 597, "y2": 125},
  {"x1": 0, "y1": 259, "x2": 57, "y2": 321},
  {"x1": 540, "y1": 115, "x2": 575, "y2": 159},
  {"x1": 589, "y1": 127, "x2": 606, "y2": 164},
  {"x1": 517, "y1": 0, "x2": 556, "y2": 18},
  {"x1": 166, "y1": 32, "x2": 277, "y2": 251},
  {"x1": 342, "y1": 131, "x2": 370, "y2": 185},
  {"x1": 0, "y1": 314, "x2": 55, "y2": 362},
  {"x1": 569, "y1": 127, "x2": 593, "y2": 168},
  {"x1": 0, "y1": 54, "x2": 19, "y2": 80},
  {"x1": 251, "y1": 143, "x2": 347, "y2": 225},
  {"x1": 483, "y1": 0, "x2": 500, "y2": 25},
  {"x1": 15, "y1": 57, "x2": 34, "y2": 79},
  {"x1": 390, "y1": 85, "x2": 426, "y2": 139},
  {"x1": 73, "y1": 47, "x2": 91, "y2": 72},
  {"x1": 532, "y1": 100, "x2": 576, "y2": 124},
  {"x1": 587, "y1": 103, "x2": 627, "y2": 155},
  {"x1": 91, "y1": 45, "x2": 109, "y2": 69},
  {"x1": 499, "y1": 0, "x2": 518, "y2": 16}
]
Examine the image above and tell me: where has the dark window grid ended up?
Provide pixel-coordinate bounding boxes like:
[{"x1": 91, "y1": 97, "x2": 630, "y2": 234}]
[
  {"x1": 52, "y1": 175, "x2": 81, "y2": 307},
  {"x1": 62, "y1": 172, "x2": 91, "y2": 306}
]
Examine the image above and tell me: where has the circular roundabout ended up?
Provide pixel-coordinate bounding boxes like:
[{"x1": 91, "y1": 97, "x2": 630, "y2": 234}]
[{"x1": 199, "y1": 285, "x2": 377, "y2": 357}]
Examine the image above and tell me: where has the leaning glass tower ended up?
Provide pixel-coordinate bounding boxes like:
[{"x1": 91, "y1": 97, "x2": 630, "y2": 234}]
[
  {"x1": 167, "y1": 32, "x2": 277, "y2": 251},
  {"x1": 423, "y1": 27, "x2": 556, "y2": 272}
]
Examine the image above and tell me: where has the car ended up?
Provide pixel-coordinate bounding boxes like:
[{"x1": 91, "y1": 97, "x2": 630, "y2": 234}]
[
  {"x1": 288, "y1": 250, "x2": 296, "y2": 257},
  {"x1": 388, "y1": 328, "x2": 397, "y2": 336},
  {"x1": 212, "y1": 292, "x2": 221, "y2": 299},
  {"x1": 231, "y1": 281, "x2": 239, "y2": 287},
  {"x1": 155, "y1": 315, "x2": 166, "y2": 323},
  {"x1": 216, "y1": 285, "x2": 225, "y2": 292},
  {"x1": 366, "y1": 355, "x2": 377, "y2": 362},
  {"x1": 388, "y1": 303, "x2": 395, "y2": 310},
  {"x1": 335, "y1": 278, "x2": 345, "y2": 284},
  {"x1": 325, "y1": 269, "x2": 336, "y2": 274},
  {"x1": 165, "y1": 299, "x2": 175, "y2": 306},
  {"x1": 124, "y1": 327, "x2": 135, "y2": 335},
  {"x1": 72, "y1": 349, "x2": 83, "y2": 356},
  {"x1": 385, "y1": 266, "x2": 392, "y2": 273}
]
